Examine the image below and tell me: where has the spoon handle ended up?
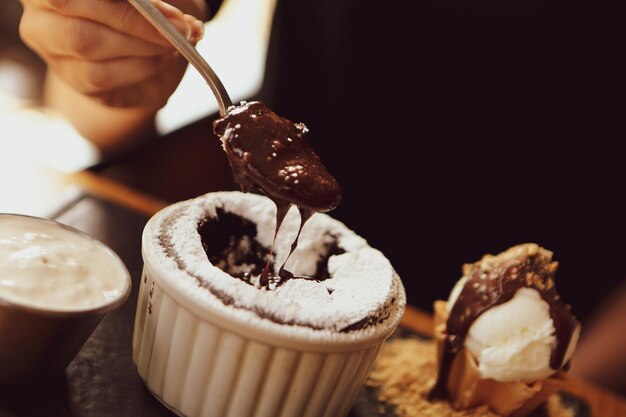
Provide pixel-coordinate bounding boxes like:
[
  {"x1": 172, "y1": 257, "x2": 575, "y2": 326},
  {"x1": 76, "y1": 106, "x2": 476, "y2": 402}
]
[{"x1": 128, "y1": 0, "x2": 232, "y2": 115}]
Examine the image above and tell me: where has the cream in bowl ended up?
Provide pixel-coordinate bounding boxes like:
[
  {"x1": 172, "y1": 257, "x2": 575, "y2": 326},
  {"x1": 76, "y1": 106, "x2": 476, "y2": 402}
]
[{"x1": 0, "y1": 214, "x2": 131, "y2": 384}]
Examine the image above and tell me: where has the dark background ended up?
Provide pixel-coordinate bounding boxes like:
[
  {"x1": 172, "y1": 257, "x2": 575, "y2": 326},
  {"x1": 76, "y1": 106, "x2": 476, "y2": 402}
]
[
  {"x1": 1, "y1": 0, "x2": 623, "y2": 324},
  {"x1": 260, "y1": 0, "x2": 625, "y2": 322}
]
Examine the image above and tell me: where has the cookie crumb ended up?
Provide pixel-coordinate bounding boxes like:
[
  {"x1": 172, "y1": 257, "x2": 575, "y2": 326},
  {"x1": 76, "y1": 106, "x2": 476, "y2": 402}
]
[{"x1": 367, "y1": 338, "x2": 498, "y2": 417}]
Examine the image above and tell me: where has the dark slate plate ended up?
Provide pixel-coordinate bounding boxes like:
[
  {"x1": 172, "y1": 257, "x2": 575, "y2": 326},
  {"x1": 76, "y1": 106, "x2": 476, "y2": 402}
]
[{"x1": 0, "y1": 194, "x2": 592, "y2": 417}]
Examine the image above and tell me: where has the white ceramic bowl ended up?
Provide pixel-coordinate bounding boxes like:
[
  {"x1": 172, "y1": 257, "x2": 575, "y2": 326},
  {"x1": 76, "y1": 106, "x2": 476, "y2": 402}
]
[{"x1": 133, "y1": 192, "x2": 405, "y2": 417}]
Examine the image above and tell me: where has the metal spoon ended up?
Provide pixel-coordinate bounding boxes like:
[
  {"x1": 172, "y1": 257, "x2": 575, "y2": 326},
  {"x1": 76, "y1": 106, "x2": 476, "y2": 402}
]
[{"x1": 128, "y1": 0, "x2": 232, "y2": 116}]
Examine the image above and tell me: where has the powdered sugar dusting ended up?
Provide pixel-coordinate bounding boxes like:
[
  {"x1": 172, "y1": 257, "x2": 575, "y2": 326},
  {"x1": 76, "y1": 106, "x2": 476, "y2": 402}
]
[
  {"x1": 143, "y1": 192, "x2": 404, "y2": 337},
  {"x1": 221, "y1": 127, "x2": 234, "y2": 142},
  {"x1": 226, "y1": 101, "x2": 256, "y2": 116}
]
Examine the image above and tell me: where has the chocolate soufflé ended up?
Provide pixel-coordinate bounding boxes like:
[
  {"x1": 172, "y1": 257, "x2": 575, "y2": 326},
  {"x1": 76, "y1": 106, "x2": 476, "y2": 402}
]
[{"x1": 133, "y1": 192, "x2": 405, "y2": 417}]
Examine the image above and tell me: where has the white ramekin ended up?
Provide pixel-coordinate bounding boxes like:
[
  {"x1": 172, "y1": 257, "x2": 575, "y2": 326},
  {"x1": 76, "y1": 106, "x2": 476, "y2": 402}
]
[{"x1": 132, "y1": 195, "x2": 405, "y2": 417}]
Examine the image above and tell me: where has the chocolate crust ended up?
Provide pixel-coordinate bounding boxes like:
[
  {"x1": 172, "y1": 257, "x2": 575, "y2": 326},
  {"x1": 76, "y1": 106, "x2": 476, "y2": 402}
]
[{"x1": 156, "y1": 202, "x2": 399, "y2": 332}]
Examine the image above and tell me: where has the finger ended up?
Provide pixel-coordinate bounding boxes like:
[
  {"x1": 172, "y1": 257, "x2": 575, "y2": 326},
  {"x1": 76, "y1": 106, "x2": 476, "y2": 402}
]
[
  {"x1": 156, "y1": 0, "x2": 208, "y2": 19},
  {"x1": 91, "y1": 55, "x2": 189, "y2": 108},
  {"x1": 185, "y1": 14, "x2": 205, "y2": 43},
  {"x1": 20, "y1": 6, "x2": 173, "y2": 60},
  {"x1": 48, "y1": 54, "x2": 177, "y2": 96},
  {"x1": 32, "y1": 0, "x2": 193, "y2": 46}
]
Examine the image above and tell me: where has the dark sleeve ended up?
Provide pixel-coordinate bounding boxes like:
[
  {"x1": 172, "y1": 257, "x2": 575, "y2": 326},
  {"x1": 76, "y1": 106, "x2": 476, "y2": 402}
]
[{"x1": 205, "y1": 0, "x2": 224, "y2": 18}]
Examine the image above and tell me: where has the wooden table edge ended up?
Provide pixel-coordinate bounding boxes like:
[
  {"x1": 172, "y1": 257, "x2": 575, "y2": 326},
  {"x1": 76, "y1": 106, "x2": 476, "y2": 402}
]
[{"x1": 71, "y1": 171, "x2": 168, "y2": 216}]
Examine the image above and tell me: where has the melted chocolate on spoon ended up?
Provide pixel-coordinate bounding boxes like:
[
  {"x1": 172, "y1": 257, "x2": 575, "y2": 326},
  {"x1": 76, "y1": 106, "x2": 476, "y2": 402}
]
[
  {"x1": 430, "y1": 245, "x2": 580, "y2": 400},
  {"x1": 213, "y1": 102, "x2": 341, "y2": 287}
]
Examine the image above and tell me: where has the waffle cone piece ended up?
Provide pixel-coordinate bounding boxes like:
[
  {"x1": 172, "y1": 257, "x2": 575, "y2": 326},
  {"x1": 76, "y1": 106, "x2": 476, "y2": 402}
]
[{"x1": 434, "y1": 301, "x2": 567, "y2": 417}]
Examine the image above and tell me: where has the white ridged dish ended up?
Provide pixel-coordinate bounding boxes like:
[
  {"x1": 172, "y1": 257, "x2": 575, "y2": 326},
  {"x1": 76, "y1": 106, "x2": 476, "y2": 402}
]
[{"x1": 132, "y1": 193, "x2": 405, "y2": 417}]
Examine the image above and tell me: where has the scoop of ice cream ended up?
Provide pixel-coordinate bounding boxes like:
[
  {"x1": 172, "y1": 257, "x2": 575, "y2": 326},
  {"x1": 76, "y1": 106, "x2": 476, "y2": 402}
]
[
  {"x1": 448, "y1": 286, "x2": 580, "y2": 382},
  {"x1": 444, "y1": 244, "x2": 581, "y2": 383}
]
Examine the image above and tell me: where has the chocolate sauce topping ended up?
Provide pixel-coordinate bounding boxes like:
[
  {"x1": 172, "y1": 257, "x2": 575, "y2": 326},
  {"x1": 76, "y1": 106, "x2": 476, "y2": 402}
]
[
  {"x1": 213, "y1": 102, "x2": 341, "y2": 212},
  {"x1": 213, "y1": 102, "x2": 341, "y2": 285},
  {"x1": 430, "y1": 244, "x2": 580, "y2": 400},
  {"x1": 197, "y1": 208, "x2": 345, "y2": 289},
  {"x1": 150, "y1": 192, "x2": 401, "y2": 333}
]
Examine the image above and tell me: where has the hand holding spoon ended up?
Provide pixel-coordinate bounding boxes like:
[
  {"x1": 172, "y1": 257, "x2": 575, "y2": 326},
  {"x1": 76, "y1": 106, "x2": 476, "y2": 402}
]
[
  {"x1": 128, "y1": 0, "x2": 340, "y2": 212},
  {"x1": 128, "y1": 0, "x2": 341, "y2": 284},
  {"x1": 128, "y1": 0, "x2": 232, "y2": 115}
]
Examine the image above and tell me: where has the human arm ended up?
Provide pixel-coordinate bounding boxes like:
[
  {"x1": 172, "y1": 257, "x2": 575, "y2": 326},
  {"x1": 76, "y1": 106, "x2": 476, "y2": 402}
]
[{"x1": 18, "y1": 0, "x2": 207, "y2": 154}]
